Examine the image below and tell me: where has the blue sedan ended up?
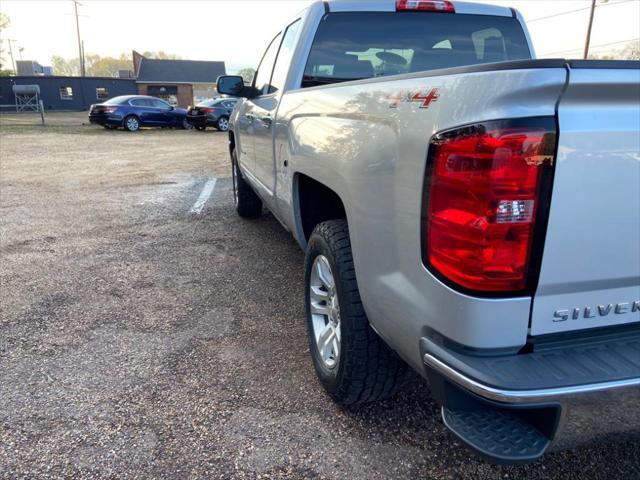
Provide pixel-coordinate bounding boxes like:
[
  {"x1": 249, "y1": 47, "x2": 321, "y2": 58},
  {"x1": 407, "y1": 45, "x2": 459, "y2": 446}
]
[{"x1": 89, "y1": 95, "x2": 190, "y2": 132}]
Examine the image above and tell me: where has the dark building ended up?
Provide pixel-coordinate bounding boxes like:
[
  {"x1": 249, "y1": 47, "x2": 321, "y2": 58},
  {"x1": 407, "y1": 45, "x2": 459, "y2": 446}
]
[
  {"x1": 0, "y1": 53, "x2": 225, "y2": 111},
  {"x1": 0, "y1": 76, "x2": 137, "y2": 111},
  {"x1": 133, "y1": 51, "x2": 226, "y2": 107}
]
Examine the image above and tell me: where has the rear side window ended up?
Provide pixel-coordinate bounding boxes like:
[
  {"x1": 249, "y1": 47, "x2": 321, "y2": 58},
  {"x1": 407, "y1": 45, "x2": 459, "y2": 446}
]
[
  {"x1": 104, "y1": 96, "x2": 127, "y2": 105},
  {"x1": 302, "y1": 12, "x2": 530, "y2": 87},
  {"x1": 269, "y1": 19, "x2": 302, "y2": 93},
  {"x1": 130, "y1": 98, "x2": 152, "y2": 107},
  {"x1": 151, "y1": 99, "x2": 170, "y2": 109},
  {"x1": 254, "y1": 33, "x2": 282, "y2": 94}
]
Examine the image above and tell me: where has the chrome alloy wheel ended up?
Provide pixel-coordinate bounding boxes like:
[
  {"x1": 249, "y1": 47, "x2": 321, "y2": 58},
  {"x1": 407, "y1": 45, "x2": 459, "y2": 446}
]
[
  {"x1": 309, "y1": 255, "x2": 341, "y2": 369},
  {"x1": 218, "y1": 117, "x2": 229, "y2": 131},
  {"x1": 126, "y1": 116, "x2": 139, "y2": 131}
]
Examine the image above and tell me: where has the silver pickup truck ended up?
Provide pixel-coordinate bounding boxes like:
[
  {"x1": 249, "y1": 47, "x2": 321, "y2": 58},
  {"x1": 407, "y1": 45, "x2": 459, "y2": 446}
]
[{"x1": 216, "y1": 0, "x2": 640, "y2": 464}]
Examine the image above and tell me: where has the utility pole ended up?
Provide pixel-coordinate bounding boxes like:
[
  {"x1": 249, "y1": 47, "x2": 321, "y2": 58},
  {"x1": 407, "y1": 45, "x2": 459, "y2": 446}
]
[
  {"x1": 72, "y1": 0, "x2": 85, "y2": 76},
  {"x1": 7, "y1": 38, "x2": 16, "y2": 74},
  {"x1": 583, "y1": 0, "x2": 597, "y2": 59}
]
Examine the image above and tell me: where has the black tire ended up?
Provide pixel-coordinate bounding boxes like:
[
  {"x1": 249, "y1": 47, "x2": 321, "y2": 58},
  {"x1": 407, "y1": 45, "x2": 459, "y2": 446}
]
[
  {"x1": 216, "y1": 116, "x2": 230, "y2": 132},
  {"x1": 182, "y1": 118, "x2": 194, "y2": 130},
  {"x1": 232, "y1": 150, "x2": 262, "y2": 218},
  {"x1": 123, "y1": 115, "x2": 140, "y2": 132},
  {"x1": 305, "y1": 220, "x2": 407, "y2": 405}
]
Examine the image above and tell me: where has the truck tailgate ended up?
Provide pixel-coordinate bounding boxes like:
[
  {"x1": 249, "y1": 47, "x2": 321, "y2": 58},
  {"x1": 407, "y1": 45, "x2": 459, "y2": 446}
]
[{"x1": 530, "y1": 63, "x2": 640, "y2": 336}]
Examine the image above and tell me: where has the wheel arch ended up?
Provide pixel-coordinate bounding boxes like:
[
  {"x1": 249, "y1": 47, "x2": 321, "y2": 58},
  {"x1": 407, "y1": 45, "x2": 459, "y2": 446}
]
[
  {"x1": 293, "y1": 173, "x2": 347, "y2": 250},
  {"x1": 228, "y1": 129, "x2": 236, "y2": 157}
]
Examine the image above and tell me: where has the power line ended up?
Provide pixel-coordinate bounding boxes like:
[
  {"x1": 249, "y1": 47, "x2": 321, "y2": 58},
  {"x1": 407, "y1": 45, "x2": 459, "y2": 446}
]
[
  {"x1": 529, "y1": 6, "x2": 591, "y2": 23},
  {"x1": 528, "y1": 0, "x2": 637, "y2": 23},
  {"x1": 6, "y1": 38, "x2": 18, "y2": 73}
]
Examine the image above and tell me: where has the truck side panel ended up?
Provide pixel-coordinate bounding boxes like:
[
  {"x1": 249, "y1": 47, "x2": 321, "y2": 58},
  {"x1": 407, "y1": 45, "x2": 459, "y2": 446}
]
[{"x1": 275, "y1": 67, "x2": 567, "y2": 371}]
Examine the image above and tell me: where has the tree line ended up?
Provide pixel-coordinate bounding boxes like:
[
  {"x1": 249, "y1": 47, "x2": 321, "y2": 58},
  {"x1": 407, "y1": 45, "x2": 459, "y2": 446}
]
[{"x1": 51, "y1": 51, "x2": 182, "y2": 77}]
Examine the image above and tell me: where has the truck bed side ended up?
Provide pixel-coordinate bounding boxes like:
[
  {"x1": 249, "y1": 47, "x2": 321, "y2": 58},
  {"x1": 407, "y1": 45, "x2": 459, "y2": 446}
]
[
  {"x1": 530, "y1": 62, "x2": 640, "y2": 336},
  {"x1": 275, "y1": 62, "x2": 568, "y2": 372}
]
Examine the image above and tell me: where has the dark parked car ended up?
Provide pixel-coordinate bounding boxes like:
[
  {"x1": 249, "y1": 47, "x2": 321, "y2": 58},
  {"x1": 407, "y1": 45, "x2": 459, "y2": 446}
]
[
  {"x1": 186, "y1": 97, "x2": 238, "y2": 131},
  {"x1": 89, "y1": 95, "x2": 190, "y2": 132}
]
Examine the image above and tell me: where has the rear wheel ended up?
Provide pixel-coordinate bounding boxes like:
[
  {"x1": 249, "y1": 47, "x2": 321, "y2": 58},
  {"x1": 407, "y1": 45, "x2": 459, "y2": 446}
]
[
  {"x1": 216, "y1": 116, "x2": 229, "y2": 132},
  {"x1": 232, "y1": 150, "x2": 262, "y2": 218},
  {"x1": 182, "y1": 118, "x2": 194, "y2": 130},
  {"x1": 305, "y1": 220, "x2": 407, "y2": 405},
  {"x1": 123, "y1": 115, "x2": 140, "y2": 132}
]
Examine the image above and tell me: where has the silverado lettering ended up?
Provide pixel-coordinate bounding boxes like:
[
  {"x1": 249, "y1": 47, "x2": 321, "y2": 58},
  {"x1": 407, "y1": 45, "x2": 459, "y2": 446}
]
[{"x1": 553, "y1": 300, "x2": 640, "y2": 322}]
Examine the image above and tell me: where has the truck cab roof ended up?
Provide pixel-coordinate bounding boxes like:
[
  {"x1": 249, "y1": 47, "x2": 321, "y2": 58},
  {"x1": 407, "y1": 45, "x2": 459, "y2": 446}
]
[{"x1": 322, "y1": 0, "x2": 515, "y2": 17}]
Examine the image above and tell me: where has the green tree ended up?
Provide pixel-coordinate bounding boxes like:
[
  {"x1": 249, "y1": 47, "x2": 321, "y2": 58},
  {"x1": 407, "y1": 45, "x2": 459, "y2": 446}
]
[
  {"x1": 51, "y1": 53, "x2": 131, "y2": 77},
  {"x1": 142, "y1": 51, "x2": 182, "y2": 60},
  {"x1": 0, "y1": 13, "x2": 12, "y2": 76},
  {"x1": 86, "y1": 53, "x2": 132, "y2": 77},
  {"x1": 49, "y1": 51, "x2": 184, "y2": 77},
  {"x1": 237, "y1": 67, "x2": 255, "y2": 83},
  {"x1": 620, "y1": 40, "x2": 640, "y2": 60},
  {"x1": 589, "y1": 40, "x2": 640, "y2": 61},
  {"x1": 51, "y1": 55, "x2": 80, "y2": 76}
]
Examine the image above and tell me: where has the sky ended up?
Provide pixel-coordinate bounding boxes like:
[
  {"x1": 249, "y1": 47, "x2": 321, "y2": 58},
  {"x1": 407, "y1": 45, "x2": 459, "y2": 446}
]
[{"x1": 1, "y1": 0, "x2": 639, "y2": 73}]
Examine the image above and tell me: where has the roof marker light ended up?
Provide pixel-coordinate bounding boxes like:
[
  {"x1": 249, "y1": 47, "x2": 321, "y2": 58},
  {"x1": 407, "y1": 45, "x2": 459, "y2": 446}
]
[{"x1": 396, "y1": 0, "x2": 455, "y2": 13}]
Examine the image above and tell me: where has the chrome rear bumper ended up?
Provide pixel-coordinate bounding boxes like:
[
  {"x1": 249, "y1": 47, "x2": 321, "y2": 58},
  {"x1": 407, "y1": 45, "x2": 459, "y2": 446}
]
[
  {"x1": 423, "y1": 351, "x2": 640, "y2": 405},
  {"x1": 420, "y1": 331, "x2": 640, "y2": 462}
]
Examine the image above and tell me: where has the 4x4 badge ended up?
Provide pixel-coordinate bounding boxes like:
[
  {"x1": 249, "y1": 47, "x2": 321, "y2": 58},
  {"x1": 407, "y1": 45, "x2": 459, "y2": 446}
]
[{"x1": 387, "y1": 88, "x2": 440, "y2": 109}]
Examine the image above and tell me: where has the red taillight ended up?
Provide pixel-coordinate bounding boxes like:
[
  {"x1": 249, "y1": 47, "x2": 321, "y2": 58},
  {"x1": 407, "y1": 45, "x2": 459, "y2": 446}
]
[
  {"x1": 424, "y1": 118, "x2": 556, "y2": 293},
  {"x1": 200, "y1": 107, "x2": 213, "y2": 113},
  {"x1": 396, "y1": 0, "x2": 455, "y2": 13},
  {"x1": 104, "y1": 106, "x2": 117, "y2": 113}
]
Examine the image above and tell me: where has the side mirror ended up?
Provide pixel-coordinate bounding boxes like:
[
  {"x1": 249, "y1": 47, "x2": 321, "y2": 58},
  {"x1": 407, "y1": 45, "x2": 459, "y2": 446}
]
[{"x1": 217, "y1": 75, "x2": 250, "y2": 97}]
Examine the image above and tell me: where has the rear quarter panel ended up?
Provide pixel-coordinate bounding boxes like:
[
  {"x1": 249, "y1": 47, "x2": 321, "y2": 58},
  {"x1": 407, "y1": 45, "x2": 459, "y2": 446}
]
[{"x1": 276, "y1": 67, "x2": 567, "y2": 372}]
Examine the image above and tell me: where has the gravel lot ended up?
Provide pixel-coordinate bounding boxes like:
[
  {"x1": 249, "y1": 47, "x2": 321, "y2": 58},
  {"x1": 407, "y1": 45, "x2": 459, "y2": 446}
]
[{"x1": 1, "y1": 113, "x2": 639, "y2": 479}]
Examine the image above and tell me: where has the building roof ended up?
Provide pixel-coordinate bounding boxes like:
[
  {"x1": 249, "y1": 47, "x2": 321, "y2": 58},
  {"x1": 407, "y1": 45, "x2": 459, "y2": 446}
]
[
  {"x1": 4, "y1": 75, "x2": 136, "y2": 81},
  {"x1": 136, "y1": 58, "x2": 226, "y2": 84}
]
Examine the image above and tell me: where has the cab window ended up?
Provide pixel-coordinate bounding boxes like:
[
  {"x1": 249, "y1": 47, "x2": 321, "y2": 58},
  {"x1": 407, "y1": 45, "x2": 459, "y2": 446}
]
[
  {"x1": 254, "y1": 33, "x2": 282, "y2": 95},
  {"x1": 302, "y1": 12, "x2": 530, "y2": 87},
  {"x1": 269, "y1": 19, "x2": 301, "y2": 93}
]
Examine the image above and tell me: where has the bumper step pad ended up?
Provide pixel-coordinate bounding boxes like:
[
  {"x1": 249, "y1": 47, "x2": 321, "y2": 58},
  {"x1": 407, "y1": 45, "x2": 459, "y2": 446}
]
[{"x1": 442, "y1": 407, "x2": 550, "y2": 464}]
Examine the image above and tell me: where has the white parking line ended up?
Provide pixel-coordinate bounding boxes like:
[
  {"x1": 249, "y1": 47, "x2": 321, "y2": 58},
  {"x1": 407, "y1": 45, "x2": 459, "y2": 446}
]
[{"x1": 190, "y1": 178, "x2": 217, "y2": 214}]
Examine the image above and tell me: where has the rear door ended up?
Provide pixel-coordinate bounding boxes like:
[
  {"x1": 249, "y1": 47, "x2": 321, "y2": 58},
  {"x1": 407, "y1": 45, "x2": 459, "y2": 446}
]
[
  {"x1": 236, "y1": 33, "x2": 282, "y2": 180},
  {"x1": 530, "y1": 64, "x2": 640, "y2": 336},
  {"x1": 253, "y1": 19, "x2": 301, "y2": 201},
  {"x1": 150, "y1": 98, "x2": 178, "y2": 126},
  {"x1": 130, "y1": 98, "x2": 157, "y2": 125}
]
